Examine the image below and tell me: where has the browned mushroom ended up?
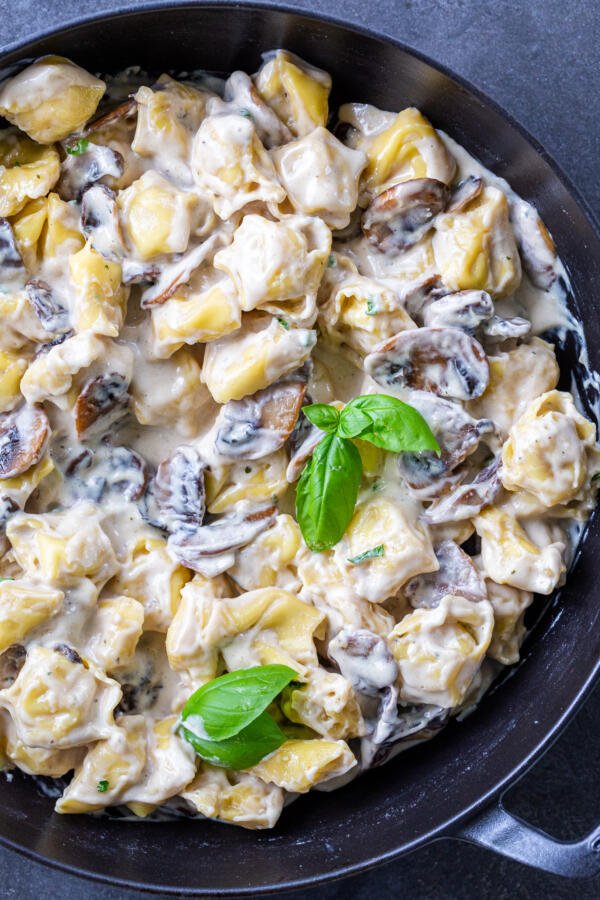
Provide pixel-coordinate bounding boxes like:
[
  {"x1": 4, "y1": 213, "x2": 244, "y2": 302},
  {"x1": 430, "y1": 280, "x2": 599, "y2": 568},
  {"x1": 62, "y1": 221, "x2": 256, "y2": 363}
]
[
  {"x1": 447, "y1": 175, "x2": 483, "y2": 213},
  {"x1": 74, "y1": 373, "x2": 130, "y2": 439},
  {"x1": 80, "y1": 184, "x2": 126, "y2": 261},
  {"x1": 25, "y1": 279, "x2": 70, "y2": 334},
  {"x1": 364, "y1": 327, "x2": 490, "y2": 401},
  {"x1": 0, "y1": 643, "x2": 26, "y2": 690},
  {"x1": 421, "y1": 290, "x2": 494, "y2": 332},
  {"x1": 58, "y1": 144, "x2": 124, "y2": 202},
  {"x1": 60, "y1": 443, "x2": 149, "y2": 503},
  {"x1": 397, "y1": 392, "x2": 495, "y2": 496},
  {"x1": 0, "y1": 218, "x2": 25, "y2": 289},
  {"x1": 362, "y1": 700, "x2": 449, "y2": 768},
  {"x1": 0, "y1": 495, "x2": 19, "y2": 556},
  {"x1": 421, "y1": 459, "x2": 501, "y2": 525},
  {"x1": 154, "y1": 446, "x2": 207, "y2": 533},
  {"x1": 0, "y1": 405, "x2": 49, "y2": 479},
  {"x1": 362, "y1": 178, "x2": 450, "y2": 254},
  {"x1": 140, "y1": 236, "x2": 222, "y2": 307},
  {"x1": 83, "y1": 97, "x2": 137, "y2": 136},
  {"x1": 169, "y1": 505, "x2": 277, "y2": 577},
  {"x1": 328, "y1": 629, "x2": 398, "y2": 696},
  {"x1": 215, "y1": 379, "x2": 306, "y2": 460},
  {"x1": 402, "y1": 274, "x2": 448, "y2": 320},
  {"x1": 481, "y1": 315, "x2": 531, "y2": 342},
  {"x1": 510, "y1": 199, "x2": 558, "y2": 290},
  {"x1": 404, "y1": 540, "x2": 487, "y2": 608},
  {"x1": 121, "y1": 260, "x2": 161, "y2": 285}
]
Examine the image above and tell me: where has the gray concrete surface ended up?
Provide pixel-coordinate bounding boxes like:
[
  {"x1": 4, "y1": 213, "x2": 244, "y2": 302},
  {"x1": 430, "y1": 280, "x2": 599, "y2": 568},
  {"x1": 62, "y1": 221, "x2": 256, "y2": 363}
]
[{"x1": 0, "y1": 1, "x2": 598, "y2": 897}]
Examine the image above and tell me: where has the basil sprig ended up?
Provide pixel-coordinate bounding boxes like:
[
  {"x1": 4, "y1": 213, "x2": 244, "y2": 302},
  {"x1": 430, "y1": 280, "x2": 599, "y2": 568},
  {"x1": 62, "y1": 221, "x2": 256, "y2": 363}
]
[
  {"x1": 296, "y1": 393, "x2": 440, "y2": 552},
  {"x1": 178, "y1": 665, "x2": 296, "y2": 769}
]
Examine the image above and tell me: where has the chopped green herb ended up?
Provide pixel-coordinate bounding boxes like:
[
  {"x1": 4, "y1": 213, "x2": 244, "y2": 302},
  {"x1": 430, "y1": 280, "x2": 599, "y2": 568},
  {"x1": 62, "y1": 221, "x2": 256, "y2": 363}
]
[
  {"x1": 348, "y1": 545, "x2": 385, "y2": 564},
  {"x1": 277, "y1": 317, "x2": 290, "y2": 330},
  {"x1": 66, "y1": 138, "x2": 90, "y2": 156},
  {"x1": 97, "y1": 780, "x2": 109, "y2": 793},
  {"x1": 238, "y1": 108, "x2": 252, "y2": 118},
  {"x1": 13, "y1": 161, "x2": 21, "y2": 167},
  {"x1": 365, "y1": 296, "x2": 378, "y2": 316},
  {"x1": 0, "y1": 578, "x2": 14, "y2": 582},
  {"x1": 244, "y1": 465, "x2": 252, "y2": 474},
  {"x1": 592, "y1": 472, "x2": 600, "y2": 482},
  {"x1": 327, "y1": 253, "x2": 336, "y2": 268}
]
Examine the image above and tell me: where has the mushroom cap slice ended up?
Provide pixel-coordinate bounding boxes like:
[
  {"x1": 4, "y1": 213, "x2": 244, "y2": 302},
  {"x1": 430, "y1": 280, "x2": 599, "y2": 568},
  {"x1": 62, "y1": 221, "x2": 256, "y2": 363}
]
[
  {"x1": 0, "y1": 405, "x2": 49, "y2": 479},
  {"x1": 83, "y1": 98, "x2": 137, "y2": 135},
  {"x1": 365, "y1": 326, "x2": 490, "y2": 401},
  {"x1": 80, "y1": 183, "x2": 126, "y2": 261},
  {"x1": 215, "y1": 379, "x2": 307, "y2": 460},
  {"x1": 421, "y1": 290, "x2": 494, "y2": 332},
  {"x1": 58, "y1": 144, "x2": 124, "y2": 203},
  {"x1": 447, "y1": 175, "x2": 483, "y2": 213},
  {"x1": 404, "y1": 540, "x2": 487, "y2": 608},
  {"x1": 168, "y1": 505, "x2": 277, "y2": 577},
  {"x1": 0, "y1": 218, "x2": 25, "y2": 289},
  {"x1": 25, "y1": 279, "x2": 70, "y2": 334},
  {"x1": 362, "y1": 178, "x2": 450, "y2": 254},
  {"x1": 510, "y1": 198, "x2": 558, "y2": 290},
  {"x1": 74, "y1": 372, "x2": 130, "y2": 439},
  {"x1": 154, "y1": 445, "x2": 206, "y2": 534},
  {"x1": 421, "y1": 459, "x2": 502, "y2": 525}
]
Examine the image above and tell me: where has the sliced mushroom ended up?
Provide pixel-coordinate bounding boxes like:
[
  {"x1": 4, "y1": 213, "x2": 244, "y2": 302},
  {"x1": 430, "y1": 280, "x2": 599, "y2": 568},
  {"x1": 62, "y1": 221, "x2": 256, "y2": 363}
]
[
  {"x1": 421, "y1": 290, "x2": 494, "y2": 332},
  {"x1": 361, "y1": 697, "x2": 449, "y2": 768},
  {"x1": 83, "y1": 97, "x2": 137, "y2": 135},
  {"x1": 404, "y1": 540, "x2": 487, "y2": 609},
  {"x1": 0, "y1": 643, "x2": 27, "y2": 690},
  {"x1": 362, "y1": 178, "x2": 450, "y2": 254},
  {"x1": 154, "y1": 446, "x2": 206, "y2": 533},
  {"x1": 481, "y1": 315, "x2": 531, "y2": 342},
  {"x1": 25, "y1": 279, "x2": 70, "y2": 334},
  {"x1": 74, "y1": 372, "x2": 130, "y2": 439},
  {"x1": 286, "y1": 421, "x2": 322, "y2": 483},
  {"x1": 0, "y1": 496, "x2": 19, "y2": 555},
  {"x1": 140, "y1": 235, "x2": 223, "y2": 307},
  {"x1": 0, "y1": 405, "x2": 49, "y2": 479},
  {"x1": 54, "y1": 643, "x2": 84, "y2": 665},
  {"x1": 0, "y1": 218, "x2": 25, "y2": 289},
  {"x1": 402, "y1": 274, "x2": 448, "y2": 320},
  {"x1": 100, "y1": 445, "x2": 149, "y2": 501},
  {"x1": 447, "y1": 175, "x2": 483, "y2": 213},
  {"x1": 121, "y1": 260, "x2": 161, "y2": 285},
  {"x1": 169, "y1": 505, "x2": 277, "y2": 578},
  {"x1": 421, "y1": 459, "x2": 502, "y2": 525},
  {"x1": 365, "y1": 327, "x2": 490, "y2": 401},
  {"x1": 58, "y1": 144, "x2": 124, "y2": 203},
  {"x1": 329, "y1": 629, "x2": 398, "y2": 697},
  {"x1": 62, "y1": 443, "x2": 149, "y2": 503},
  {"x1": 215, "y1": 379, "x2": 306, "y2": 460},
  {"x1": 81, "y1": 184, "x2": 126, "y2": 261},
  {"x1": 397, "y1": 392, "x2": 495, "y2": 496},
  {"x1": 510, "y1": 198, "x2": 558, "y2": 290}
]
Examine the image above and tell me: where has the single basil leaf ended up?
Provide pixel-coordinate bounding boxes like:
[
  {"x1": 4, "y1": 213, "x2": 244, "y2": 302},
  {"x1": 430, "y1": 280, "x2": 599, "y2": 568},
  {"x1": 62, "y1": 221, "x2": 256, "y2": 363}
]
[
  {"x1": 181, "y1": 664, "x2": 297, "y2": 741},
  {"x1": 344, "y1": 394, "x2": 440, "y2": 454},
  {"x1": 180, "y1": 710, "x2": 286, "y2": 769},
  {"x1": 348, "y1": 544, "x2": 385, "y2": 564},
  {"x1": 302, "y1": 403, "x2": 340, "y2": 434},
  {"x1": 337, "y1": 406, "x2": 373, "y2": 439},
  {"x1": 296, "y1": 433, "x2": 362, "y2": 551}
]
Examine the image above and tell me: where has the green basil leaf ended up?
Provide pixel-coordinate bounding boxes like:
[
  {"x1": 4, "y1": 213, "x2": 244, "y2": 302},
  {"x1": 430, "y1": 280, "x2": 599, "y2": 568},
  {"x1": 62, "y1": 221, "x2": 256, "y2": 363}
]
[
  {"x1": 180, "y1": 711, "x2": 286, "y2": 769},
  {"x1": 295, "y1": 433, "x2": 362, "y2": 551},
  {"x1": 302, "y1": 403, "x2": 340, "y2": 434},
  {"x1": 181, "y1": 664, "x2": 296, "y2": 741},
  {"x1": 337, "y1": 406, "x2": 372, "y2": 439},
  {"x1": 348, "y1": 544, "x2": 385, "y2": 564},
  {"x1": 66, "y1": 137, "x2": 89, "y2": 156},
  {"x1": 342, "y1": 394, "x2": 440, "y2": 454}
]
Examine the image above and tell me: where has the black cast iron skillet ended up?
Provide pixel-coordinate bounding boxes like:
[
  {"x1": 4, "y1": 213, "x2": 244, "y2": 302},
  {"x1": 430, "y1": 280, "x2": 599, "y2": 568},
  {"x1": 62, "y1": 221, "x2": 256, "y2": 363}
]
[{"x1": 0, "y1": 3, "x2": 599, "y2": 893}]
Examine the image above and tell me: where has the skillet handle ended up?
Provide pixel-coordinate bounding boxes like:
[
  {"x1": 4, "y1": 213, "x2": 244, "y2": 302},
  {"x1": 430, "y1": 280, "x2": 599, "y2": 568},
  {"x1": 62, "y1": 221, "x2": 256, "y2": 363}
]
[{"x1": 454, "y1": 801, "x2": 600, "y2": 878}]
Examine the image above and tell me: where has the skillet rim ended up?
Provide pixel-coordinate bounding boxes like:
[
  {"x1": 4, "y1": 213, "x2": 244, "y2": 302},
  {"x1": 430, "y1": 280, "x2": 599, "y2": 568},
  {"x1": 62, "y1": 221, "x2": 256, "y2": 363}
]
[{"x1": 0, "y1": 2, "x2": 598, "y2": 894}]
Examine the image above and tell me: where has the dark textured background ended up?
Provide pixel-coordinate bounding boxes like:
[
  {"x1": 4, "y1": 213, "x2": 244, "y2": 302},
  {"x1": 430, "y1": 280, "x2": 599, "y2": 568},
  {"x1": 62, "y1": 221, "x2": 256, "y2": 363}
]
[{"x1": 0, "y1": 1, "x2": 598, "y2": 897}]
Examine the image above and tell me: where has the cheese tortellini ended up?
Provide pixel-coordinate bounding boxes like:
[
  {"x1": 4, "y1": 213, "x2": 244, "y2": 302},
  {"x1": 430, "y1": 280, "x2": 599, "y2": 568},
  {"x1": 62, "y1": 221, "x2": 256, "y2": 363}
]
[{"x1": 0, "y1": 48, "x2": 596, "y2": 833}]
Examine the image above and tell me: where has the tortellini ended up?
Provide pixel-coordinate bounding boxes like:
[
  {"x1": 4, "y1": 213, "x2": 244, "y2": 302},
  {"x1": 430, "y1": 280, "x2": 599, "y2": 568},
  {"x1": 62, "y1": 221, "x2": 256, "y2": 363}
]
[
  {"x1": 273, "y1": 128, "x2": 366, "y2": 229},
  {"x1": 251, "y1": 738, "x2": 356, "y2": 793},
  {"x1": 181, "y1": 764, "x2": 284, "y2": 829},
  {"x1": 202, "y1": 313, "x2": 316, "y2": 403},
  {"x1": 191, "y1": 114, "x2": 285, "y2": 219},
  {"x1": 0, "y1": 57, "x2": 105, "y2": 143},
  {"x1": 0, "y1": 131, "x2": 60, "y2": 216},
  {"x1": 389, "y1": 595, "x2": 494, "y2": 707},
  {"x1": 131, "y1": 346, "x2": 213, "y2": 436},
  {"x1": 82, "y1": 595, "x2": 144, "y2": 672},
  {"x1": 0, "y1": 350, "x2": 28, "y2": 412},
  {"x1": 0, "y1": 579, "x2": 63, "y2": 654},
  {"x1": 474, "y1": 506, "x2": 565, "y2": 594},
  {"x1": 282, "y1": 670, "x2": 364, "y2": 740},
  {"x1": 255, "y1": 51, "x2": 331, "y2": 138},
  {"x1": 501, "y1": 391, "x2": 599, "y2": 507},
  {"x1": 433, "y1": 185, "x2": 522, "y2": 297},
  {"x1": 339, "y1": 104, "x2": 456, "y2": 201},
  {"x1": 0, "y1": 645, "x2": 121, "y2": 749},
  {"x1": 69, "y1": 241, "x2": 127, "y2": 336},
  {"x1": 118, "y1": 170, "x2": 197, "y2": 259},
  {"x1": 214, "y1": 213, "x2": 330, "y2": 321}
]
